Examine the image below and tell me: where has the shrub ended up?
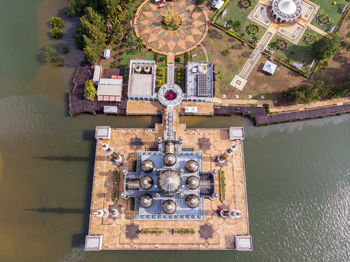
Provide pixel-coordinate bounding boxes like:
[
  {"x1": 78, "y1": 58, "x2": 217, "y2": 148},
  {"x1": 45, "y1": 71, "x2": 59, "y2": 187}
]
[
  {"x1": 62, "y1": 46, "x2": 70, "y2": 54},
  {"x1": 113, "y1": 169, "x2": 119, "y2": 180},
  {"x1": 247, "y1": 23, "x2": 260, "y2": 35},
  {"x1": 50, "y1": 27, "x2": 63, "y2": 39},
  {"x1": 84, "y1": 80, "x2": 97, "y2": 100},
  {"x1": 162, "y1": 11, "x2": 182, "y2": 30},
  {"x1": 195, "y1": 0, "x2": 205, "y2": 4},
  {"x1": 43, "y1": 46, "x2": 58, "y2": 63},
  {"x1": 263, "y1": 103, "x2": 270, "y2": 113},
  {"x1": 50, "y1": 17, "x2": 64, "y2": 28}
]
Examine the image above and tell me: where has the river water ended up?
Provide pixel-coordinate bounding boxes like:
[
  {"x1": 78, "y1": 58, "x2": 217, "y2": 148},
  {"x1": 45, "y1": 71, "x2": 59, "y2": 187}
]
[{"x1": 0, "y1": 0, "x2": 349, "y2": 261}]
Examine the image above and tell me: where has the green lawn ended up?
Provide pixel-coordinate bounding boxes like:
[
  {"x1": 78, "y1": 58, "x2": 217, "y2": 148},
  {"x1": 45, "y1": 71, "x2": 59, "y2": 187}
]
[
  {"x1": 270, "y1": 28, "x2": 322, "y2": 72},
  {"x1": 119, "y1": 47, "x2": 155, "y2": 67},
  {"x1": 310, "y1": 0, "x2": 348, "y2": 32},
  {"x1": 216, "y1": 0, "x2": 267, "y2": 42}
]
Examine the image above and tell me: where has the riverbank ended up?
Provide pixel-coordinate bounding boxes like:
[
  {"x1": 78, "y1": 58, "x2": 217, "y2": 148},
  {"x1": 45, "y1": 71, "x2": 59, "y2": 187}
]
[{"x1": 68, "y1": 62, "x2": 350, "y2": 125}]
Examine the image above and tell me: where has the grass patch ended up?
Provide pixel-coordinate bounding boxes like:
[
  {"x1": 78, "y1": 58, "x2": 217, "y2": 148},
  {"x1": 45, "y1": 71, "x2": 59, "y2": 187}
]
[
  {"x1": 220, "y1": 170, "x2": 226, "y2": 202},
  {"x1": 269, "y1": 28, "x2": 322, "y2": 72},
  {"x1": 310, "y1": 0, "x2": 348, "y2": 32},
  {"x1": 119, "y1": 46, "x2": 155, "y2": 67},
  {"x1": 216, "y1": 0, "x2": 267, "y2": 41}
]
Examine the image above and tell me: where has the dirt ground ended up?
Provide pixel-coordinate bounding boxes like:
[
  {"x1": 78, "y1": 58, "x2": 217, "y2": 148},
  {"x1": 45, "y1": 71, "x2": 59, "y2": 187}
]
[
  {"x1": 235, "y1": 16, "x2": 350, "y2": 104},
  {"x1": 191, "y1": 28, "x2": 253, "y2": 98}
]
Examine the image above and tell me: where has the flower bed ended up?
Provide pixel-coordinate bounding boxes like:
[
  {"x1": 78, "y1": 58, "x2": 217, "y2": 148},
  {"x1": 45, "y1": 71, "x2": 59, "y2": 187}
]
[
  {"x1": 304, "y1": 33, "x2": 317, "y2": 45},
  {"x1": 316, "y1": 14, "x2": 330, "y2": 25},
  {"x1": 239, "y1": 0, "x2": 253, "y2": 9},
  {"x1": 275, "y1": 39, "x2": 288, "y2": 50},
  {"x1": 247, "y1": 23, "x2": 260, "y2": 35}
]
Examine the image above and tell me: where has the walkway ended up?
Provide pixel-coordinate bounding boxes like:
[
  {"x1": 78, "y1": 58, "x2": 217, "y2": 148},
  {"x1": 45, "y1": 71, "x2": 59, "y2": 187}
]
[
  {"x1": 200, "y1": 43, "x2": 209, "y2": 62},
  {"x1": 231, "y1": 25, "x2": 276, "y2": 90},
  {"x1": 307, "y1": 23, "x2": 327, "y2": 36},
  {"x1": 214, "y1": 103, "x2": 350, "y2": 125}
]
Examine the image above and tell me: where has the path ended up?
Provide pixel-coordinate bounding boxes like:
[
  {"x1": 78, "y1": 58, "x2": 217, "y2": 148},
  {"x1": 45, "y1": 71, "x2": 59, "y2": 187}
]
[
  {"x1": 230, "y1": 25, "x2": 276, "y2": 90},
  {"x1": 200, "y1": 43, "x2": 209, "y2": 62},
  {"x1": 307, "y1": 23, "x2": 327, "y2": 36}
]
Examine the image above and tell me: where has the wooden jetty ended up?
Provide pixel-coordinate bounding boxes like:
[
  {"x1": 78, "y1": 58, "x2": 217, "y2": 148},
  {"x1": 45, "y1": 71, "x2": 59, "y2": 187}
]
[{"x1": 214, "y1": 104, "x2": 350, "y2": 125}]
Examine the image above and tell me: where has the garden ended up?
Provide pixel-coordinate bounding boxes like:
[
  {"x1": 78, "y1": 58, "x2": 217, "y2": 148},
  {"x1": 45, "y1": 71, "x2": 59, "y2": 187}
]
[
  {"x1": 191, "y1": 28, "x2": 253, "y2": 97},
  {"x1": 215, "y1": 0, "x2": 267, "y2": 43},
  {"x1": 310, "y1": 0, "x2": 349, "y2": 32},
  {"x1": 268, "y1": 28, "x2": 322, "y2": 73}
]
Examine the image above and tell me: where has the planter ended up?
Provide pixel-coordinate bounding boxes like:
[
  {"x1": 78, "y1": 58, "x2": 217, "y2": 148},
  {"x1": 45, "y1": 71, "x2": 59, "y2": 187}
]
[
  {"x1": 316, "y1": 14, "x2": 330, "y2": 25},
  {"x1": 239, "y1": 0, "x2": 252, "y2": 9},
  {"x1": 275, "y1": 39, "x2": 288, "y2": 50},
  {"x1": 247, "y1": 23, "x2": 260, "y2": 35},
  {"x1": 304, "y1": 33, "x2": 317, "y2": 46}
]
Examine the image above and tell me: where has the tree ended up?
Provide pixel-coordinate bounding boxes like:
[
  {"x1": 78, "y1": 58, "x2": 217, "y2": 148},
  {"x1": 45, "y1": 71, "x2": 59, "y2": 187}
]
[
  {"x1": 163, "y1": 11, "x2": 182, "y2": 29},
  {"x1": 50, "y1": 27, "x2": 63, "y2": 39},
  {"x1": 195, "y1": 0, "x2": 205, "y2": 4},
  {"x1": 312, "y1": 33, "x2": 340, "y2": 60},
  {"x1": 50, "y1": 17, "x2": 64, "y2": 28},
  {"x1": 84, "y1": 80, "x2": 97, "y2": 100},
  {"x1": 43, "y1": 46, "x2": 59, "y2": 63},
  {"x1": 84, "y1": 45, "x2": 100, "y2": 63}
]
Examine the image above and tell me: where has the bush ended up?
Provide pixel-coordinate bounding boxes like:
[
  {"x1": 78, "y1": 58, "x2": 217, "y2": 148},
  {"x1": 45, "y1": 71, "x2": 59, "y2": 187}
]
[
  {"x1": 84, "y1": 80, "x2": 97, "y2": 100},
  {"x1": 43, "y1": 46, "x2": 58, "y2": 63},
  {"x1": 247, "y1": 23, "x2": 260, "y2": 35},
  {"x1": 263, "y1": 103, "x2": 270, "y2": 113},
  {"x1": 62, "y1": 46, "x2": 70, "y2": 54},
  {"x1": 50, "y1": 27, "x2": 63, "y2": 39},
  {"x1": 50, "y1": 17, "x2": 64, "y2": 28},
  {"x1": 195, "y1": 0, "x2": 205, "y2": 4}
]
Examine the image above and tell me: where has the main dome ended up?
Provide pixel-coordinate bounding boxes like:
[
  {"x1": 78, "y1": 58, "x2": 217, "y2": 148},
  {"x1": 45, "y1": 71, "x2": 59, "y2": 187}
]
[
  {"x1": 157, "y1": 170, "x2": 181, "y2": 195},
  {"x1": 270, "y1": 0, "x2": 302, "y2": 24}
]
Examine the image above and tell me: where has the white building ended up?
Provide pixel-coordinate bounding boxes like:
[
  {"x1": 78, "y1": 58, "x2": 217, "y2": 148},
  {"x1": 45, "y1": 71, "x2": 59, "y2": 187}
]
[{"x1": 262, "y1": 61, "x2": 277, "y2": 75}]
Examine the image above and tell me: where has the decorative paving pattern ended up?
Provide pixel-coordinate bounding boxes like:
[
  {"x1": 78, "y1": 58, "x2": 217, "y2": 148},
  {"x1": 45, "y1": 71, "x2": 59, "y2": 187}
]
[
  {"x1": 199, "y1": 224, "x2": 214, "y2": 240},
  {"x1": 135, "y1": 0, "x2": 209, "y2": 55},
  {"x1": 125, "y1": 223, "x2": 140, "y2": 240}
]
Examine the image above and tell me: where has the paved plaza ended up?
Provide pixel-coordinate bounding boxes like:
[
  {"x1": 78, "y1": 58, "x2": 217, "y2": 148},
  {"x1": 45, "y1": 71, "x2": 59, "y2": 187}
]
[
  {"x1": 135, "y1": 0, "x2": 209, "y2": 55},
  {"x1": 87, "y1": 106, "x2": 250, "y2": 250}
]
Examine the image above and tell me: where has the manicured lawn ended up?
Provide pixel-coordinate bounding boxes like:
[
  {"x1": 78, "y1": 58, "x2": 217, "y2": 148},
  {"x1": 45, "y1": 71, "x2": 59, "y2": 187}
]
[
  {"x1": 269, "y1": 28, "x2": 322, "y2": 72},
  {"x1": 216, "y1": 0, "x2": 267, "y2": 42},
  {"x1": 119, "y1": 47, "x2": 155, "y2": 67},
  {"x1": 310, "y1": 0, "x2": 348, "y2": 32}
]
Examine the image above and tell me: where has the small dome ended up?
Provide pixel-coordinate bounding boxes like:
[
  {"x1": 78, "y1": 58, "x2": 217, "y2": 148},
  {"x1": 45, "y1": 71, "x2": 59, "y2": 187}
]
[
  {"x1": 139, "y1": 176, "x2": 153, "y2": 190},
  {"x1": 158, "y1": 170, "x2": 181, "y2": 195},
  {"x1": 163, "y1": 153, "x2": 177, "y2": 166},
  {"x1": 139, "y1": 194, "x2": 153, "y2": 208},
  {"x1": 141, "y1": 160, "x2": 154, "y2": 173},
  {"x1": 185, "y1": 160, "x2": 199, "y2": 173},
  {"x1": 186, "y1": 176, "x2": 200, "y2": 190},
  {"x1": 162, "y1": 200, "x2": 176, "y2": 214},
  {"x1": 185, "y1": 194, "x2": 200, "y2": 208}
]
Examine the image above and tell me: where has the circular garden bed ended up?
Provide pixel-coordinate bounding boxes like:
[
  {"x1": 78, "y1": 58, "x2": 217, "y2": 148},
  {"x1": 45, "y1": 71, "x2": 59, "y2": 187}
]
[
  {"x1": 276, "y1": 39, "x2": 288, "y2": 50},
  {"x1": 247, "y1": 23, "x2": 260, "y2": 35},
  {"x1": 304, "y1": 33, "x2": 317, "y2": 45},
  {"x1": 162, "y1": 11, "x2": 182, "y2": 31},
  {"x1": 316, "y1": 14, "x2": 330, "y2": 25},
  {"x1": 239, "y1": 0, "x2": 253, "y2": 9}
]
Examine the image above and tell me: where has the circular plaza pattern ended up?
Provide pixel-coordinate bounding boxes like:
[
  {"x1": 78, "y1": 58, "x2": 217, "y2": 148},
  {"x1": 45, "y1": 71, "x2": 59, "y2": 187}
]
[{"x1": 135, "y1": 0, "x2": 209, "y2": 55}]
